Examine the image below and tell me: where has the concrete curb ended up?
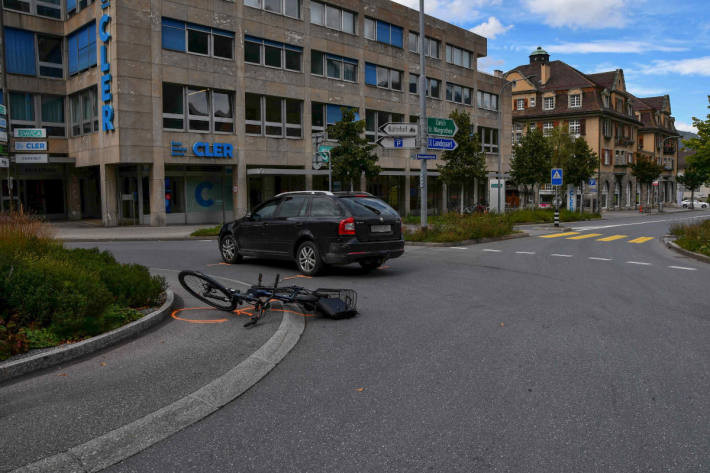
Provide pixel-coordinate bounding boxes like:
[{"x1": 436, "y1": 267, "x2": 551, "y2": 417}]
[
  {"x1": 405, "y1": 232, "x2": 528, "y2": 247},
  {"x1": 0, "y1": 290, "x2": 176, "y2": 384},
  {"x1": 10, "y1": 309, "x2": 306, "y2": 473},
  {"x1": 663, "y1": 237, "x2": 710, "y2": 265}
]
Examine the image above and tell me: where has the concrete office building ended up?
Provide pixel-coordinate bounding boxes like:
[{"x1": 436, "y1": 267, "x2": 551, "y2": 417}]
[{"x1": 0, "y1": 0, "x2": 511, "y2": 225}]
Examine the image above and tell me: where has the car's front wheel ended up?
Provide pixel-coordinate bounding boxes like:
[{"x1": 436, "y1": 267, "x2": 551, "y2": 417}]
[
  {"x1": 220, "y1": 235, "x2": 243, "y2": 264},
  {"x1": 296, "y1": 241, "x2": 324, "y2": 276}
]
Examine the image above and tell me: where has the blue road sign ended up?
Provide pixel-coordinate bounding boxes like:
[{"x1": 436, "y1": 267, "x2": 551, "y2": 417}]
[
  {"x1": 427, "y1": 137, "x2": 458, "y2": 150},
  {"x1": 588, "y1": 178, "x2": 597, "y2": 186},
  {"x1": 551, "y1": 168, "x2": 563, "y2": 186},
  {"x1": 415, "y1": 153, "x2": 436, "y2": 160}
]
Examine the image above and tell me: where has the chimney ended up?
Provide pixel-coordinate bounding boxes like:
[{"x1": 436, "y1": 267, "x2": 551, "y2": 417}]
[
  {"x1": 494, "y1": 70, "x2": 503, "y2": 78},
  {"x1": 541, "y1": 63, "x2": 550, "y2": 85}
]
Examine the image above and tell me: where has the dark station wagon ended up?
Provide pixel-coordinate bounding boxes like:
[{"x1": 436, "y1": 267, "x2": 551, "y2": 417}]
[{"x1": 218, "y1": 191, "x2": 405, "y2": 275}]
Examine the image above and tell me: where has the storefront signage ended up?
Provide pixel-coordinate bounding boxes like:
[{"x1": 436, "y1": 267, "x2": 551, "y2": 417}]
[
  {"x1": 0, "y1": 157, "x2": 8, "y2": 168},
  {"x1": 15, "y1": 154, "x2": 49, "y2": 164},
  {"x1": 0, "y1": 104, "x2": 6, "y2": 116},
  {"x1": 99, "y1": 1, "x2": 114, "y2": 131},
  {"x1": 0, "y1": 118, "x2": 6, "y2": 128},
  {"x1": 15, "y1": 141, "x2": 47, "y2": 151},
  {"x1": 14, "y1": 128, "x2": 46, "y2": 138},
  {"x1": 170, "y1": 141, "x2": 233, "y2": 158},
  {"x1": 0, "y1": 131, "x2": 6, "y2": 143}
]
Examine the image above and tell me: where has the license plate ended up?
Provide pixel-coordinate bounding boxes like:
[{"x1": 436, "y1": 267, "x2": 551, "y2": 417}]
[{"x1": 371, "y1": 224, "x2": 391, "y2": 233}]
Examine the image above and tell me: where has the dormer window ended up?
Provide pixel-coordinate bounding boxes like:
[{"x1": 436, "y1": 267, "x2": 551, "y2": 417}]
[
  {"x1": 569, "y1": 94, "x2": 581, "y2": 108},
  {"x1": 516, "y1": 98, "x2": 525, "y2": 110},
  {"x1": 602, "y1": 94, "x2": 609, "y2": 108},
  {"x1": 543, "y1": 96, "x2": 555, "y2": 110},
  {"x1": 627, "y1": 104, "x2": 632, "y2": 116}
]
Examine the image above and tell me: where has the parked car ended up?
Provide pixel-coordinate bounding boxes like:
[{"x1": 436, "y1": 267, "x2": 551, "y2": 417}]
[
  {"x1": 218, "y1": 191, "x2": 405, "y2": 275},
  {"x1": 681, "y1": 199, "x2": 709, "y2": 209}
]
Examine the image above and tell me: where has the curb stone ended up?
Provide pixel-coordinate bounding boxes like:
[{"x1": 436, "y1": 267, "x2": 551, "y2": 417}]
[
  {"x1": 663, "y1": 236, "x2": 710, "y2": 264},
  {"x1": 0, "y1": 290, "x2": 176, "y2": 384},
  {"x1": 405, "y1": 232, "x2": 529, "y2": 247},
  {"x1": 11, "y1": 309, "x2": 306, "y2": 473}
]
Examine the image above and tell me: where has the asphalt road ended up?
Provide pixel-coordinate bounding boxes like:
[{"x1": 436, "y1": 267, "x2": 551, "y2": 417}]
[{"x1": 41, "y1": 211, "x2": 710, "y2": 471}]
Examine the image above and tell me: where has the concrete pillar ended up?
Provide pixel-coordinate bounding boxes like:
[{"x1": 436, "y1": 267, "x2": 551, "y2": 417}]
[
  {"x1": 237, "y1": 150, "x2": 248, "y2": 217},
  {"x1": 67, "y1": 173, "x2": 82, "y2": 220},
  {"x1": 100, "y1": 163, "x2": 118, "y2": 227},
  {"x1": 149, "y1": 163, "x2": 166, "y2": 226},
  {"x1": 305, "y1": 173, "x2": 313, "y2": 190},
  {"x1": 360, "y1": 173, "x2": 367, "y2": 192}
]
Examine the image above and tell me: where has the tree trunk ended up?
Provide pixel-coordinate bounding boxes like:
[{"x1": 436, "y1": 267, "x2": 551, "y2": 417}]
[
  {"x1": 691, "y1": 189, "x2": 695, "y2": 209},
  {"x1": 460, "y1": 183, "x2": 464, "y2": 214}
]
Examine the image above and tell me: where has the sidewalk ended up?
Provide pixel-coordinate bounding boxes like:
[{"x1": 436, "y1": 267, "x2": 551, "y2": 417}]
[{"x1": 51, "y1": 221, "x2": 214, "y2": 241}]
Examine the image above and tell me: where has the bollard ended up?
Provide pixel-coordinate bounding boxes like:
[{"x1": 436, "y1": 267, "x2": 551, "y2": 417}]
[{"x1": 554, "y1": 209, "x2": 560, "y2": 227}]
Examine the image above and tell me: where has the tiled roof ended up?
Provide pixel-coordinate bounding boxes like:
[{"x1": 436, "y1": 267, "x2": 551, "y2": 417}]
[
  {"x1": 640, "y1": 96, "x2": 666, "y2": 110},
  {"x1": 508, "y1": 60, "x2": 596, "y2": 91},
  {"x1": 586, "y1": 71, "x2": 616, "y2": 89}
]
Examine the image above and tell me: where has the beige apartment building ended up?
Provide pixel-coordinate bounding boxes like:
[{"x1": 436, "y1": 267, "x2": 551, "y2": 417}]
[
  {"x1": 506, "y1": 47, "x2": 679, "y2": 209},
  {"x1": 0, "y1": 0, "x2": 511, "y2": 225}
]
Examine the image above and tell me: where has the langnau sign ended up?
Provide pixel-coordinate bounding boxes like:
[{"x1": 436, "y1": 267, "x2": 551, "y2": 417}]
[{"x1": 100, "y1": 1, "x2": 114, "y2": 131}]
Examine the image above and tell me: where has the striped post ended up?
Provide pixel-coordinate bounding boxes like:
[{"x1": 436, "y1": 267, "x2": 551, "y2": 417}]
[{"x1": 554, "y1": 209, "x2": 560, "y2": 227}]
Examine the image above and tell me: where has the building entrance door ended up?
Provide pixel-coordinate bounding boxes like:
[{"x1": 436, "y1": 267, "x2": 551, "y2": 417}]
[{"x1": 119, "y1": 176, "x2": 140, "y2": 224}]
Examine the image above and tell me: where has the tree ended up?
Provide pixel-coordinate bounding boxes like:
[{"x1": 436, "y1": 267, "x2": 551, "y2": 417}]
[
  {"x1": 631, "y1": 154, "x2": 664, "y2": 205},
  {"x1": 677, "y1": 165, "x2": 706, "y2": 208},
  {"x1": 683, "y1": 96, "x2": 710, "y2": 181},
  {"x1": 328, "y1": 108, "x2": 380, "y2": 191},
  {"x1": 564, "y1": 137, "x2": 599, "y2": 213},
  {"x1": 510, "y1": 127, "x2": 551, "y2": 206},
  {"x1": 438, "y1": 109, "x2": 487, "y2": 213}
]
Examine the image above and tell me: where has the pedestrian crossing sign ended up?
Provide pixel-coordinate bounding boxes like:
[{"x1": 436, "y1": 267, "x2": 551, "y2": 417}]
[{"x1": 551, "y1": 168, "x2": 563, "y2": 186}]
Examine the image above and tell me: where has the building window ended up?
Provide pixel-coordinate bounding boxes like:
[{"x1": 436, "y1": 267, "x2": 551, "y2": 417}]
[
  {"x1": 311, "y1": 51, "x2": 357, "y2": 82},
  {"x1": 67, "y1": 0, "x2": 94, "y2": 17},
  {"x1": 312, "y1": 103, "x2": 359, "y2": 138},
  {"x1": 365, "y1": 63, "x2": 402, "y2": 91},
  {"x1": 162, "y1": 18, "x2": 235, "y2": 59},
  {"x1": 569, "y1": 119, "x2": 580, "y2": 136},
  {"x1": 478, "y1": 126, "x2": 499, "y2": 153},
  {"x1": 543, "y1": 121, "x2": 553, "y2": 136},
  {"x1": 516, "y1": 99, "x2": 525, "y2": 110},
  {"x1": 543, "y1": 96, "x2": 555, "y2": 110},
  {"x1": 446, "y1": 82, "x2": 473, "y2": 105},
  {"x1": 530, "y1": 97, "x2": 536, "y2": 107},
  {"x1": 244, "y1": 36, "x2": 302, "y2": 72},
  {"x1": 162, "y1": 84, "x2": 235, "y2": 133},
  {"x1": 364, "y1": 18, "x2": 403, "y2": 48},
  {"x1": 512, "y1": 122, "x2": 524, "y2": 145},
  {"x1": 477, "y1": 90, "x2": 498, "y2": 111},
  {"x1": 5, "y1": 28, "x2": 37, "y2": 76},
  {"x1": 445, "y1": 44, "x2": 472, "y2": 68},
  {"x1": 365, "y1": 110, "x2": 403, "y2": 143},
  {"x1": 68, "y1": 22, "x2": 97, "y2": 75},
  {"x1": 569, "y1": 94, "x2": 581, "y2": 108},
  {"x1": 602, "y1": 119, "x2": 612, "y2": 138},
  {"x1": 9, "y1": 92, "x2": 66, "y2": 137},
  {"x1": 244, "y1": 93, "x2": 302, "y2": 138},
  {"x1": 310, "y1": 2, "x2": 356, "y2": 34},
  {"x1": 37, "y1": 34, "x2": 63, "y2": 78},
  {"x1": 407, "y1": 32, "x2": 440, "y2": 59},
  {"x1": 69, "y1": 87, "x2": 98, "y2": 136},
  {"x1": 409, "y1": 74, "x2": 440, "y2": 98},
  {"x1": 602, "y1": 94, "x2": 609, "y2": 108},
  {"x1": 3, "y1": 0, "x2": 61, "y2": 19},
  {"x1": 244, "y1": 0, "x2": 301, "y2": 19}
]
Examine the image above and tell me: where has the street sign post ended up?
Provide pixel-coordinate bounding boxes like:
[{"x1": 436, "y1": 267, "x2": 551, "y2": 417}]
[
  {"x1": 427, "y1": 117, "x2": 458, "y2": 137},
  {"x1": 427, "y1": 137, "x2": 457, "y2": 151},
  {"x1": 415, "y1": 153, "x2": 436, "y2": 160},
  {"x1": 378, "y1": 136, "x2": 417, "y2": 149},
  {"x1": 551, "y1": 168, "x2": 563, "y2": 186},
  {"x1": 381, "y1": 123, "x2": 418, "y2": 137}
]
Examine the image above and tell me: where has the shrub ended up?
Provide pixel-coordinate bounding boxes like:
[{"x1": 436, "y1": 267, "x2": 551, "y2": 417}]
[
  {"x1": 671, "y1": 220, "x2": 710, "y2": 257},
  {"x1": 406, "y1": 213, "x2": 513, "y2": 242},
  {"x1": 0, "y1": 315, "x2": 29, "y2": 360}
]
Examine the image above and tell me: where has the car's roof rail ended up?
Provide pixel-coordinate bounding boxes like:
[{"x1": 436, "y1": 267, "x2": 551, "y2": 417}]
[
  {"x1": 274, "y1": 190, "x2": 334, "y2": 197},
  {"x1": 334, "y1": 191, "x2": 375, "y2": 197}
]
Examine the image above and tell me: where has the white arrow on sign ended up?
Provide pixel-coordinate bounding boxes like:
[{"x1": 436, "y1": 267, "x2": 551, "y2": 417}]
[
  {"x1": 377, "y1": 136, "x2": 417, "y2": 149},
  {"x1": 381, "y1": 122, "x2": 418, "y2": 137}
]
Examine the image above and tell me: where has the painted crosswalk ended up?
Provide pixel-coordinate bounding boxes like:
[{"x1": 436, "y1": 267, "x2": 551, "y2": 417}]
[{"x1": 539, "y1": 232, "x2": 654, "y2": 244}]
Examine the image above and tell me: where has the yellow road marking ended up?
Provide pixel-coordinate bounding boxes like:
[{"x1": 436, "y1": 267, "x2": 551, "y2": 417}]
[
  {"x1": 597, "y1": 235, "x2": 628, "y2": 242},
  {"x1": 628, "y1": 237, "x2": 654, "y2": 244},
  {"x1": 567, "y1": 233, "x2": 602, "y2": 240},
  {"x1": 540, "y1": 232, "x2": 579, "y2": 238}
]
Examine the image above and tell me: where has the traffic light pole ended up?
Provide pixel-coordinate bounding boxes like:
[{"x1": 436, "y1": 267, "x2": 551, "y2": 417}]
[{"x1": 418, "y1": 0, "x2": 427, "y2": 229}]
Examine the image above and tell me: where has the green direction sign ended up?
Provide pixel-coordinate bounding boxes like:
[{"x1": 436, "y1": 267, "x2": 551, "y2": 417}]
[
  {"x1": 0, "y1": 104, "x2": 6, "y2": 116},
  {"x1": 428, "y1": 117, "x2": 458, "y2": 137}
]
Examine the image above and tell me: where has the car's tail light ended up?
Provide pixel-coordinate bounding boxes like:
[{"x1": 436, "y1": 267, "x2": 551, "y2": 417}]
[{"x1": 338, "y1": 217, "x2": 356, "y2": 235}]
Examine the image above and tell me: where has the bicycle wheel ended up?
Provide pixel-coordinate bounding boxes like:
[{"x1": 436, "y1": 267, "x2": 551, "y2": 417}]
[{"x1": 178, "y1": 270, "x2": 237, "y2": 311}]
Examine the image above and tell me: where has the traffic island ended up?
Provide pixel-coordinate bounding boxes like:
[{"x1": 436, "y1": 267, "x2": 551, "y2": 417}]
[{"x1": 665, "y1": 219, "x2": 710, "y2": 264}]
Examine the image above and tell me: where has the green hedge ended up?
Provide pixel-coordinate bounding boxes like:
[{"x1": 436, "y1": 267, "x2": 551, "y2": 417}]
[
  {"x1": 405, "y1": 213, "x2": 513, "y2": 243},
  {"x1": 670, "y1": 220, "x2": 710, "y2": 257}
]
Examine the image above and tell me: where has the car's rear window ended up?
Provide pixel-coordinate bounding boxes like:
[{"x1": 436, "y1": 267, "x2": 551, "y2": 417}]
[{"x1": 339, "y1": 197, "x2": 399, "y2": 217}]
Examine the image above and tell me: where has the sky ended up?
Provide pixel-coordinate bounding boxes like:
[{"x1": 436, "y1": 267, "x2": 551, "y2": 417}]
[{"x1": 392, "y1": 0, "x2": 710, "y2": 133}]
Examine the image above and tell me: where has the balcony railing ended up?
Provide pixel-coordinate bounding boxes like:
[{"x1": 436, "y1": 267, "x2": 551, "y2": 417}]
[
  {"x1": 614, "y1": 156, "x2": 627, "y2": 166},
  {"x1": 663, "y1": 146, "x2": 676, "y2": 155},
  {"x1": 615, "y1": 136, "x2": 634, "y2": 147},
  {"x1": 663, "y1": 159, "x2": 674, "y2": 170}
]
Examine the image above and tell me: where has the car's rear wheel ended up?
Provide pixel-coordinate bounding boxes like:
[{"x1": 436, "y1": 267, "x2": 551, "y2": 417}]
[
  {"x1": 296, "y1": 241, "x2": 323, "y2": 276},
  {"x1": 220, "y1": 235, "x2": 243, "y2": 264}
]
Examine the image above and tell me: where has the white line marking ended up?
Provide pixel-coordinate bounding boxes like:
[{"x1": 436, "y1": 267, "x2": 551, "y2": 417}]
[
  {"x1": 572, "y1": 214, "x2": 710, "y2": 232},
  {"x1": 669, "y1": 266, "x2": 697, "y2": 271},
  {"x1": 626, "y1": 261, "x2": 652, "y2": 266},
  {"x1": 589, "y1": 257, "x2": 613, "y2": 261},
  {"x1": 551, "y1": 254, "x2": 573, "y2": 258},
  {"x1": 449, "y1": 246, "x2": 468, "y2": 250},
  {"x1": 515, "y1": 251, "x2": 536, "y2": 254},
  {"x1": 483, "y1": 249, "x2": 502, "y2": 253}
]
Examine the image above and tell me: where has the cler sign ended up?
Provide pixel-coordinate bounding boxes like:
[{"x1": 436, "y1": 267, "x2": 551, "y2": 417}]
[
  {"x1": 99, "y1": 1, "x2": 114, "y2": 131},
  {"x1": 193, "y1": 142, "x2": 234, "y2": 158}
]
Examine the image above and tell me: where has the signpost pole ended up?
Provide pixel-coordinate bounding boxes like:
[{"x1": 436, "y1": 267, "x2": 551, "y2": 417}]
[{"x1": 418, "y1": 0, "x2": 427, "y2": 229}]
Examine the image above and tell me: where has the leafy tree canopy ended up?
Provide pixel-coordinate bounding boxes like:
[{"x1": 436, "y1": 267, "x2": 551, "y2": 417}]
[
  {"x1": 630, "y1": 154, "x2": 664, "y2": 184},
  {"x1": 510, "y1": 127, "x2": 551, "y2": 187},
  {"x1": 328, "y1": 108, "x2": 381, "y2": 190},
  {"x1": 437, "y1": 109, "x2": 487, "y2": 187},
  {"x1": 683, "y1": 96, "x2": 710, "y2": 182}
]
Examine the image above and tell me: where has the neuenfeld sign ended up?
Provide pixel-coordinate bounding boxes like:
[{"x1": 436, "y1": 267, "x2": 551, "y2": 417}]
[
  {"x1": 15, "y1": 141, "x2": 48, "y2": 151},
  {"x1": 427, "y1": 117, "x2": 458, "y2": 137},
  {"x1": 14, "y1": 128, "x2": 46, "y2": 138}
]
